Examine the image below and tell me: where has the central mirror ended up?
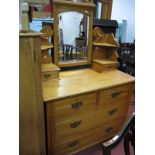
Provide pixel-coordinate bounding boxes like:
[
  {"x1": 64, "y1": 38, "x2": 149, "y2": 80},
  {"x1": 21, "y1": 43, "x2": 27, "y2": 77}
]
[
  {"x1": 58, "y1": 11, "x2": 89, "y2": 65},
  {"x1": 53, "y1": 0, "x2": 95, "y2": 67}
]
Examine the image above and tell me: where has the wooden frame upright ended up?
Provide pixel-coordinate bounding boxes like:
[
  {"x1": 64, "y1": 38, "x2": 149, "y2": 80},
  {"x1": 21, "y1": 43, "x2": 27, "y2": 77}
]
[
  {"x1": 53, "y1": 0, "x2": 95, "y2": 67},
  {"x1": 101, "y1": 0, "x2": 113, "y2": 19}
]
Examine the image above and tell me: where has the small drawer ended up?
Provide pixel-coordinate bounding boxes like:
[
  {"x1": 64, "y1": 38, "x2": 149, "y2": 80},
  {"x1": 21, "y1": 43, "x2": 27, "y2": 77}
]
[
  {"x1": 103, "y1": 64, "x2": 117, "y2": 71},
  {"x1": 41, "y1": 63, "x2": 60, "y2": 80},
  {"x1": 53, "y1": 93, "x2": 97, "y2": 122},
  {"x1": 99, "y1": 84, "x2": 133, "y2": 106},
  {"x1": 103, "y1": 101, "x2": 129, "y2": 119},
  {"x1": 42, "y1": 71, "x2": 59, "y2": 80},
  {"x1": 92, "y1": 61, "x2": 117, "y2": 72},
  {"x1": 54, "y1": 118, "x2": 124, "y2": 155}
]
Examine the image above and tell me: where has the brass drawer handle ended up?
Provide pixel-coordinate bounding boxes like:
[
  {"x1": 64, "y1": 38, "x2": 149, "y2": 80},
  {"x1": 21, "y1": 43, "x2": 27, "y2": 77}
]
[
  {"x1": 43, "y1": 74, "x2": 51, "y2": 79},
  {"x1": 111, "y1": 92, "x2": 120, "y2": 98},
  {"x1": 71, "y1": 101, "x2": 83, "y2": 109},
  {"x1": 69, "y1": 140, "x2": 79, "y2": 147},
  {"x1": 108, "y1": 108, "x2": 117, "y2": 115},
  {"x1": 105, "y1": 127, "x2": 114, "y2": 133},
  {"x1": 70, "y1": 120, "x2": 82, "y2": 128}
]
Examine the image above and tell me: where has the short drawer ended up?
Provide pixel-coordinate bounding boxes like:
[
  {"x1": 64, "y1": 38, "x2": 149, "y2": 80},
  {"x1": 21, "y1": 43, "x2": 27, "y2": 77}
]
[
  {"x1": 92, "y1": 61, "x2": 117, "y2": 73},
  {"x1": 53, "y1": 93, "x2": 97, "y2": 122},
  {"x1": 42, "y1": 71, "x2": 59, "y2": 80},
  {"x1": 41, "y1": 63, "x2": 60, "y2": 80},
  {"x1": 55, "y1": 100, "x2": 128, "y2": 144},
  {"x1": 54, "y1": 118, "x2": 124, "y2": 155},
  {"x1": 99, "y1": 84, "x2": 133, "y2": 106}
]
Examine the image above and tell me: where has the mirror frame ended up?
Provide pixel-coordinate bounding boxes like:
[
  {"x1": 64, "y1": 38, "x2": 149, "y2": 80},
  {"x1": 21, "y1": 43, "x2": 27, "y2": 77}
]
[{"x1": 53, "y1": 0, "x2": 95, "y2": 67}]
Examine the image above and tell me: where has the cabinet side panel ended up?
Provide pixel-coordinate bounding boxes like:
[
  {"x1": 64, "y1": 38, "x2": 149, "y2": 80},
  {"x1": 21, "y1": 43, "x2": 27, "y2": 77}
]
[{"x1": 19, "y1": 36, "x2": 46, "y2": 155}]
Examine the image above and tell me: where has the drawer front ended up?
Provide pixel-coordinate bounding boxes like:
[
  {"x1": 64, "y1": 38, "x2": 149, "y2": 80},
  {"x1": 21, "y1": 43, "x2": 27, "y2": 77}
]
[
  {"x1": 99, "y1": 84, "x2": 133, "y2": 106},
  {"x1": 54, "y1": 119, "x2": 124, "y2": 155},
  {"x1": 42, "y1": 71, "x2": 59, "y2": 81},
  {"x1": 103, "y1": 64, "x2": 117, "y2": 71},
  {"x1": 54, "y1": 93, "x2": 97, "y2": 122},
  {"x1": 55, "y1": 99, "x2": 128, "y2": 144},
  {"x1": 92, "y1": 62, "x2": 117, "y2": 72}
]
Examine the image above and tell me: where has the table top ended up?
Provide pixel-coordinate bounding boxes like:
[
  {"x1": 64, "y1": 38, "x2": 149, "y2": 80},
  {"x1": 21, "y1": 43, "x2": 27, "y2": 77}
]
[{"x1": 42, "y1": 69, "x2": 134, "y2": 102}]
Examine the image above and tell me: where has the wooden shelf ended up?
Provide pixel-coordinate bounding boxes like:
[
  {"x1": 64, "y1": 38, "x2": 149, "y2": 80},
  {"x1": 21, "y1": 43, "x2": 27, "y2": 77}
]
[
  {"x1": 41, "y1": 45, "x2": 53, "y2": 50},
  {"x1": 92, "y1": 59, "x2": 118, "y2": 65},
  {"x1": 41, "y1": 64, "x2": 60, "y2": 81},
  {"x1": 53, "y1": 0, "x2": 95, "y2": 8},
  {"x1": 93, "y1": 42, "x2": 119, "y2": 48},
  {"x1": 93, "y1": 27, "x2": 120, "y2": 48},
  {"x1": 42, "y1": 63, "x2": 60, "y2": 72}
]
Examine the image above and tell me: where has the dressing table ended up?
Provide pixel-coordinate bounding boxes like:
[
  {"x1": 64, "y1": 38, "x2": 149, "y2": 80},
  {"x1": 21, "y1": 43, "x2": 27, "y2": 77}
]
[
  {"x1": 19, "y1": 0, "x2": 134, "y2": 155},
  {"x1": 43, "y1": 0, "x2": 134, "y2": 155}
]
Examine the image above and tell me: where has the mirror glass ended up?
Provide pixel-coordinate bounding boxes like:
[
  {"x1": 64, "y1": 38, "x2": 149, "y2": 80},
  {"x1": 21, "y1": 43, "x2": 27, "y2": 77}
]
[{"x1": 58, "y1": 11, "x2": 89, "y2": 65}]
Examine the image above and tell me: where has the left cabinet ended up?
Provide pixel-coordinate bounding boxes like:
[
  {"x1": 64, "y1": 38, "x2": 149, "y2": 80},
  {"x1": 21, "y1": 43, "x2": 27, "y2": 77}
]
[{"x1": 19, "y1": 32, "x2": 46, "y2": 155}]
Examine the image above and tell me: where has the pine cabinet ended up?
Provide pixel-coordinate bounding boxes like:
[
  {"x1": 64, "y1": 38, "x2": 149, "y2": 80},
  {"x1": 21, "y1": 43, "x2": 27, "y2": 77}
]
[
  {"x1": 43, "y1": 69, "x2": 134, "y2": 155},
  {"x1": 19, "y1": 32, "x2": 46, "y2": 155}
]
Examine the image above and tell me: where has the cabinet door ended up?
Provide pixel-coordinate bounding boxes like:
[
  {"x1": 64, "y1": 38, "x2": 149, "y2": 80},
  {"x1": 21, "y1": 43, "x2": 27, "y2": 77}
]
[{"x1": 19, "y1": 35, "x2": 46, "y2": 155}]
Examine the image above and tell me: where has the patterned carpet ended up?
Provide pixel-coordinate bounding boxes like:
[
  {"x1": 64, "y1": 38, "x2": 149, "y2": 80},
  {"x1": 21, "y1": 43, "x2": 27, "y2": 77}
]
[{"x1": 75, "y1": 94, "x2": 135, "y2": 155}]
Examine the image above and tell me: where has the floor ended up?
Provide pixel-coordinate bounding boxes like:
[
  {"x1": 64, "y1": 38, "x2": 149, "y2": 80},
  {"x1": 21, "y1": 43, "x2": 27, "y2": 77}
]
[{"x1": 75, "y1": 94, "x2": 135, "y2": 155}]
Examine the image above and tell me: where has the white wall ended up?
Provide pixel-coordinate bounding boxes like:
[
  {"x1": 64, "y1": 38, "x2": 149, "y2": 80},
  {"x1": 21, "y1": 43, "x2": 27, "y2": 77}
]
[
  {"x1": 59, "y1": 12, "x2": 83, "y2": 46},
  {"x1": 111, "y1": 0, "x2": 135, "y2": 43}
]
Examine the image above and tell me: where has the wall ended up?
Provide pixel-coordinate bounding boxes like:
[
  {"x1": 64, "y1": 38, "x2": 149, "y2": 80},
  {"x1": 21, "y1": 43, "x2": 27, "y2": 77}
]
[
  {"x1": 59, "y1": 12, "x2": 83, "y2": 46},
  {"x1": 111, "y1": 0, "x2": 135, "y2": 43}
]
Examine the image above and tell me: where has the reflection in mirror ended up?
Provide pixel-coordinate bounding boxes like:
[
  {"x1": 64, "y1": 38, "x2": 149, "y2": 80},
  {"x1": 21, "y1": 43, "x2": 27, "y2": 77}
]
[{"x1": 58, "y1": 11, "x2": 89, "y2": 64}]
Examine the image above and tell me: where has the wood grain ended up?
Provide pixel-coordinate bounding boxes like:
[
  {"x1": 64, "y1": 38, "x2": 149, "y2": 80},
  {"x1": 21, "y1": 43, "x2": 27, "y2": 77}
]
[
  {"x1": 42, "y1": 69, "x2": 134, "y2": 102},
  {"x1": 44, "y1": 69, "x2": 134, "y2": 154},
  {"x1": 19, "y1": 33, "x2": 46, "y2": 155}
]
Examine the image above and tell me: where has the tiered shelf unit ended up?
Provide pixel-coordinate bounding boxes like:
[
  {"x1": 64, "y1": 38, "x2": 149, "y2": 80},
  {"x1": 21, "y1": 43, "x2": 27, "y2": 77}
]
[{"x1": 92, "y1": 27, "x2": 120, "y2": 72}]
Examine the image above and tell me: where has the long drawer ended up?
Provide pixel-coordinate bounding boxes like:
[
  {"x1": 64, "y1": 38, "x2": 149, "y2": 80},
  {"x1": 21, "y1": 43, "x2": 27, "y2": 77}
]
[
  {"x1": 53, "y1": 93, "x2": 97, "y2": 122},
  {"x1": 54, "y1": 119, "x2": 124, "y2": 155},
  {"x1": 55, "y1": 99, "x2": 128, "y2": 144}
]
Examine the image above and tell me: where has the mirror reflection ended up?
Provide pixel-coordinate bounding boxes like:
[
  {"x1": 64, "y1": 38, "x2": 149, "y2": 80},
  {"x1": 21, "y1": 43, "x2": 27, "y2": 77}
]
[{"x1": 58, "y1": 11, "x2": 89, "y2": 64}]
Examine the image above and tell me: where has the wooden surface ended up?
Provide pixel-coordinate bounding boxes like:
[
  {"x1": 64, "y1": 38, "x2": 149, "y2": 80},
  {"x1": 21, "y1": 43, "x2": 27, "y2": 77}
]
[
  {"x1": 41, "y1": 45, "x2": 53, "y2": 50},
  {"x1": 24, "y1": 0, "x2": 48, "y2": 4},
  {"x1": 101, "y1": 0, "x2": 113, "y2": 19},
  {"x1": 42, "y1": 63, "x2": 60, "y2": 72},
  {"x1": 42, "y1": 69, "x2": 134, "y2": 102},
  {"x1": 20, "y1": 31, "x2": 42, "y2": 37},
  {"x1": 92, "y1": 59, "x2": 118, "y2": 65},
  {"x1": 41, "y1": 64, "x2": 60, "y2": 80},
  {"x1": 91, "y1": 60, "x2": 117, "y2": 72},
  {"x1": 44, "y1": 69, "x2": 134, "y2": 154},
  {"x1": 93, "y1": 42, "x2": 119, "y2": 48},
  {"x1": 19, "y1": 33, "x2": 46, "y2": 155},
  {"x1": 53, "y1": 0, "x2": 95, "y2": 8},
  {"x1": 40, "y1": 25, "x2": 53, "y2": 64},
  {"x1": 92, "y1": 27, "x2": 119, "y2": 72},
  {"x1": 32, "y1": 11, "x2": 52, "y2": 18},
  {"x1": 41, "y1": 49, "x2": 52, "y2": 64},
  {"x1": 93, "y1": 27, "x2": 119, "y2": 47}
]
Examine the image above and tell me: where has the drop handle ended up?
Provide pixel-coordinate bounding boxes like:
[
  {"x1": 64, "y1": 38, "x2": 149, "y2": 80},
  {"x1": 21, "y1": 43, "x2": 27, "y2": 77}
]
[
  {"x1": 70, "y1": 120, "x2": 82, "y2": 128},
  {"x1": 111, "y1": 92, "x2": 120, "y2": 98},
  {"x1": 69, "y1": 140, "x2": 79, "y2": 147},
  {"x1": 108, "y1": 108, "x2": 117, "y2": 115},
  {"x1": 71, "y1": 101, "x2": 83, "y2": 109},
  {"x1": 105, "y1": 127, "x2": 114, "y2": 133}
]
